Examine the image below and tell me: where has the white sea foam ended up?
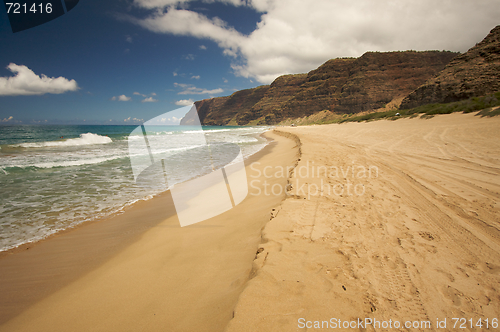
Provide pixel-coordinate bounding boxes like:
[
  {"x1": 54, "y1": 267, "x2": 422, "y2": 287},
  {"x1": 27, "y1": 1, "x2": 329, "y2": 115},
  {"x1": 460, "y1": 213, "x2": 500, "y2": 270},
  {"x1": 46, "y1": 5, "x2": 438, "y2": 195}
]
[
  {"x1": 0, "y1": 125, "x2": 272, "y2": 252},
  {"x1": 182, "y1": 129, "x2": 232, "y2": 134},
  {"x1": 14, "y1": 133, "x2": 112, "y2": 148},
  {"x1": 30, "y1": 155, "x2": 125, "y2": 169}
]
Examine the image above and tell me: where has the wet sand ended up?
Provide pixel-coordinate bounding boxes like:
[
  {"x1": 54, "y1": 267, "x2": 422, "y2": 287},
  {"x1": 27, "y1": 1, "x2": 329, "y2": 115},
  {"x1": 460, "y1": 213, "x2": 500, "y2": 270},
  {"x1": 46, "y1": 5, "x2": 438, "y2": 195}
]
[{"x1": 0, "y1": 131, "x2": 299, "y2": 332}]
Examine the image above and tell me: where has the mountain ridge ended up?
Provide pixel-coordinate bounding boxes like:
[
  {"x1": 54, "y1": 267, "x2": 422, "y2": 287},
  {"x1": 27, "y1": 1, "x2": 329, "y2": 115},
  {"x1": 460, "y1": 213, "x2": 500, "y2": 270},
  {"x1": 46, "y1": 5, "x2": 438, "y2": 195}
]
[
  {"x1": 183, "y1": 22, "x2": 500, "y2": 126},
  {"x1": 181, "y1": 50, "x2": 457, "y2": 126},
  {"x1": 400, "y1": 25, "x2": 500, "y2": 109}
]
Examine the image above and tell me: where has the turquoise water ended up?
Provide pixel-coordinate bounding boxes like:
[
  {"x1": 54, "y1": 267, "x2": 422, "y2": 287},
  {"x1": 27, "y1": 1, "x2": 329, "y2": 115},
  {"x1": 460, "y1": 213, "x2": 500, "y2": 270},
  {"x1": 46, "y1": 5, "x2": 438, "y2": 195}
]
[{"x1": 0, "y1": 125, "x2": 270, "y2": 251}]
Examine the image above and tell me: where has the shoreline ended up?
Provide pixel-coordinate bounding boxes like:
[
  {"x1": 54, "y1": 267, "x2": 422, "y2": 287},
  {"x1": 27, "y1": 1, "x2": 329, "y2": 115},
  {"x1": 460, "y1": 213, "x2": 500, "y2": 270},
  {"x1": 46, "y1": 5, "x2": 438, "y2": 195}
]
[
  {"x1": 0, "y1": 126, "x2": 271, "y2": 255},
  {"x1": 0, "y1": 130, "x2": 299, "y2": 331},
  {"x1": 0, "y1": 131, "x2": 271, "y2": 256}
]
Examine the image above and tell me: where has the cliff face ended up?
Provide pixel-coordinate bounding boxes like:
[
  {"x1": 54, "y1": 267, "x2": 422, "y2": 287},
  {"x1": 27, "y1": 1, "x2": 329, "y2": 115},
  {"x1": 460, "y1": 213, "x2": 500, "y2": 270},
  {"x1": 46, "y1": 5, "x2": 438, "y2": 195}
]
[
  {"x1": 181, "y1": 51, "x2": 458, "y2": 126},
  {"x1": 236, "y1": 73, "x2": 308, "y2": 125},
  {"x1": 181, "y1": 96, "x2": 228, "y2": 126},
  {"x1": 275, "y1": 58, "x2": 355, "y2": 122},
  {"x1": 400, "y1": 26, "x2": 500, "y2": 109}
]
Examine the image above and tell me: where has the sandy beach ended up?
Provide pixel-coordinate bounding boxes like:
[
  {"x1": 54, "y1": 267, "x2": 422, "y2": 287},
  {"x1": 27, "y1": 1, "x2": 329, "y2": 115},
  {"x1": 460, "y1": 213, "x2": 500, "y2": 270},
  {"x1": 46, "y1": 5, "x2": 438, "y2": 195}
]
[
  {"x1": 0, "y1": 131, "x2": 299, "y2": 332},
  {"x1": 226, "y1": 112, "x2": 500, "y2": 331},
  {"x1": 1, "y1": 112, "x2": 499, "y2": 331}
]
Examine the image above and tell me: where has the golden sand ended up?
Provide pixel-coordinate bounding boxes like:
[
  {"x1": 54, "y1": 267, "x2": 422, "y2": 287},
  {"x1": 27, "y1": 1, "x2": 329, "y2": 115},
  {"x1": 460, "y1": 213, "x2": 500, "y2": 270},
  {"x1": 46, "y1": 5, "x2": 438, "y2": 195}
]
[
  {"x1": 226, "y1": 112, "x2": 500, "y2": 331},
  {"x1": 0, "y1": 132, "x2": 299, "y2": 332}
]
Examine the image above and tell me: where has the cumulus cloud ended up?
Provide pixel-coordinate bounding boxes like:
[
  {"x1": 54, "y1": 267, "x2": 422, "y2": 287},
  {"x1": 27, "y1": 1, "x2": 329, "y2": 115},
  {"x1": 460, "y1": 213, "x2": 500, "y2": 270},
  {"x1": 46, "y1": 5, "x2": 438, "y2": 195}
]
[
  {"x1": 134, "y1": 0, "x2": 250, "y2": 8},
  {"x1": 129, "y1": 0, "x2": 500, "y2": 84},
  {"x1": 124, "y1": 117, "x2": 144, "y2": 122},
  {"x1": 199, "y1": 45, "x2": 207, "y2": 50},
  {"x1": 147, "y1": 115, "x2": 182, "y2": 124},
  {"x1": 2, "y1": 116, "x2": 13, "y2": 122},
  {"x1": 142, "y1": 96, "x2": 158, "y2": 102},
  {"x1": 129, "y1": 7, "x2": 244, "y2": 56},
  {"x1": 175, "y1": 98, "x2": 194, "y2": 106},
  {"x1": 133, "y1": 0, "x2": 191, "y2": 9},
  {"x1": 160, "y1": 116, "x2": 181, "y2": 124},
  {"x1": 134, "y1": 91, "x2": 157, "y2": 98},
  {"x1": 0, "y1": 63, "x2": 79, "y2": 96},
  {"x1": 191, "y1": 75, "x2": 200, "y2": 79},
  {"x1": 111, "y1": 94, "x2": 132, "y2": 101},
  {"x1": 174, "y1": 82, "x2": 223, "y2": 95},
  {"x1": 167, "y1": 116, "x2": 181, "y2": 124}
]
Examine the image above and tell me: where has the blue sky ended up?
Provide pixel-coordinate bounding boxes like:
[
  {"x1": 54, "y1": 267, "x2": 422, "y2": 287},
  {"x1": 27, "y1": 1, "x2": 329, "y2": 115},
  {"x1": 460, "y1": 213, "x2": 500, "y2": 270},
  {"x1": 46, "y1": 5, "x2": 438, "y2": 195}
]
[{"x1": 1, "y1": 0, "x2": 499, "y2": 125}]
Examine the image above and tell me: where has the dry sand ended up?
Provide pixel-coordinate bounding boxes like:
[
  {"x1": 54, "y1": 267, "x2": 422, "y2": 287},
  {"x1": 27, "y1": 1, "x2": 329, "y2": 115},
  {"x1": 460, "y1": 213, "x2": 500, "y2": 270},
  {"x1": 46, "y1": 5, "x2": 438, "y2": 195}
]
[
  {"x1": 226, "y1": 112, "x2": 500, "y2": 331},
  {"x1": 0, "y1": 131, "x2": 299, "y2": 332}
]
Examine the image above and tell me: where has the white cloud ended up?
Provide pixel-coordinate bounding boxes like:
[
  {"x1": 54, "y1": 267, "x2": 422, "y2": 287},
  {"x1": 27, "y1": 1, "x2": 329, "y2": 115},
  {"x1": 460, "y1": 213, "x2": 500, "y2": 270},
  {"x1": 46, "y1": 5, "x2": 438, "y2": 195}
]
[
  {"x1": 175, "y1": 98, "x2": 194, "y2": 106},
  {"x1": 169, "y1": 116, "x2": 181, "y2": 124},
  {"x1": 191, "y1": 75, "x2": 200, "y2": 79},
  {"x1": 173, "y1": 71, "x2": 178, "y2": 76},
  {"x1": 112, "y1": 94, "x2": 132, "y2": 101},
  {"x1": 160, "y1": 116, "x2": 181, "y2": 124},
  {"x1": 0, "y1": 63, "x2": 78, "y2": 96},
  {"x1": 129, "y1": 7, "x2": 244, "y2": 56},
  {"x1": 2, "y1": 116, "x2": 13, "y2": 122},
  {"x1": 134, "y1": 91, "x2": 157, "y2": 98},
  {"x1": 142, "y1": 96, "x2": 158, "y2": 102},
  {"x1": 147, "y1": 115, "x2": 182, "y2": 125},
  {"x1": 174, "y1": 83, "x2": 223, "y2": 95},
  {"x1": 199, "y1": 45, "x2": 207, "y2": 50},
  {"x1": 119, "y1": 95, "x2": 132, "y2": 101},
  {"x1": 129, "y1": 0, "x2": 500, "y2": 84},
  {"x1": 133, "y1": 0, "x2": 191, "y2": 9},
  {"x1": 124, "y1": 117, "x2": 144, "y2": 122},
  {"x1": 133, "y1": 0, "x2": 249, "y2": 7},
  {"x1": 164, "y1": 116, "x2": 181, "y2": 124}
]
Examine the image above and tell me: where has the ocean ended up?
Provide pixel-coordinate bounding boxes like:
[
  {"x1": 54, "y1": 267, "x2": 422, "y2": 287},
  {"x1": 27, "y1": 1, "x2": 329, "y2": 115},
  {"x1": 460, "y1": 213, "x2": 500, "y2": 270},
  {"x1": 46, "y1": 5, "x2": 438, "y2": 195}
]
[{"x1": 0, "y1": 124, "x2": 271, "y2": 252}]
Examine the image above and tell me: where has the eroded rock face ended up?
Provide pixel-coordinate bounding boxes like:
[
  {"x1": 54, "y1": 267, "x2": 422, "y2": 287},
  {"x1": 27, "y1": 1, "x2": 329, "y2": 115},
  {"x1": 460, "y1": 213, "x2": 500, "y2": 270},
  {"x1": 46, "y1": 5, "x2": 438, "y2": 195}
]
[
  {"x1": 400, "y1": 26, "x2": 500, "y2": 109},
  {"x1": 182, "y1": 51, "x2": 458, "y2": 125},
  {"x1": 181, "y1": 96, "x2": 229, "y2": 126}
]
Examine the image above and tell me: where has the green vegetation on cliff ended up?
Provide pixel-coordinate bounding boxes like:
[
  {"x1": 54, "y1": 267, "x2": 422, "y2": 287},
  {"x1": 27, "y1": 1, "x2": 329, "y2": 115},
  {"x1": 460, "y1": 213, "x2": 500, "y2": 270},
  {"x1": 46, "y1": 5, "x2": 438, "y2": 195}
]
[{"x1": 288, "y1": 92, "x2": 500, "y2": 125}]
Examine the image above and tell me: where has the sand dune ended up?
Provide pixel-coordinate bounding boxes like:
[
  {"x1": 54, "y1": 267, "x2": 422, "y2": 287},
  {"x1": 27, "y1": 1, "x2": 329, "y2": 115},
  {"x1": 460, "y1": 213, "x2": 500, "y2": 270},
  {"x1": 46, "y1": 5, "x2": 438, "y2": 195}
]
[{"x1": 226, "y1": 112, "x2": 500, "y2": 331}]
